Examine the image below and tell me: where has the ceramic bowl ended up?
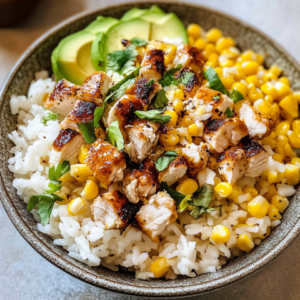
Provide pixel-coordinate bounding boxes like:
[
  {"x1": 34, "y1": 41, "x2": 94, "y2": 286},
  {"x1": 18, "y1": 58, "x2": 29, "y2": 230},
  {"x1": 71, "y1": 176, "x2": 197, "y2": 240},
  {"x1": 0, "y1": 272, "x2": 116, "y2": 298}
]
[{"x1": 1, "y1": 2, "x2": 300, "y2": 298}]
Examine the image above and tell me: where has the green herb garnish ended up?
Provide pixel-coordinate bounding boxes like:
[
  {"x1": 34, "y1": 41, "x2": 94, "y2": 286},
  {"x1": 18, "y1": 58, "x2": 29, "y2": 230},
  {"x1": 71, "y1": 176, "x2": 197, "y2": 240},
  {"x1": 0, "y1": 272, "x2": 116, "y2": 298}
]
[
  {"x1": 42, "y1": 112, "x2": 59, "y2": 124},
  {"x1": 225, "y1": 107, "x2": 234, "y2": 118},
  {"x1": 135, "y1": 109, "x2": 171, "y2": 125},
  {"x1": 107, "y1": 120, "x2": 124, "y2": 150},
  {"x1": 160, "y1": 181, "x2": 186, "y2": 205},
  {"x1": 153, "y1": 89, "x2": 169, "y2": 109},
  {"x1": 77, "y1": 120, "x2": 96, "y2": 144},
  {"x1": 147, "y1": 79, "x2": 154, "y2": 86},
  {"x1": 130, "y1": 37, "x2": 148, "y2": 47},
  {"x1": 155, "y1": 151, "x2": 177, "y2": 171},
  {"x1": 203, "y1": 67, "x2": 229, "y2": 95},
  {"x1": 181, "y1": 72, "x2": 194, "y2": 85},
  {"x1": 229, "y1": 89, "x2": 244, "y2": 103},
  {"x1": 159, "y1": 64, "x2": 182, "y2": 87}
]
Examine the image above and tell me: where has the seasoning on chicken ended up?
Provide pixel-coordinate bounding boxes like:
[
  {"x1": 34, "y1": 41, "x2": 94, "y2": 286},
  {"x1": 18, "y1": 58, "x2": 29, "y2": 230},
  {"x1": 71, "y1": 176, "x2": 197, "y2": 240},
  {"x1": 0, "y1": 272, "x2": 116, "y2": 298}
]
[
  {"x1": 182, "y1": 143, "x2": 209, "y2": 177},
  {"x1": 140, "y1": 49, "x2": 165, "y2": 81},
  {"x1": 50, "y1": 128, "x2": 84, "y2": 165},
  {"x1": 217, "y1": 147, "x2": 247, "y2": 184},
  {"x1": 60, "y1": 100, "x2": 98, "y2": 132},
  {"x1": 77, "y1": 71, "x2": 111, "y2": 105},
  {"x1": 194, "y1": 86, "x2": 234, "y2": 119},
  {"x1": 44, "y1": 79, "x2": 78, "y2": 116},
  {"x1": 91, "y1": 190, "x2": 138, "y2": 229},
  {"x1": 174, "y1": 45, "x2": 206, "y2": 74},
  {"x1": 85, "y1": 139, "x2": 126, "y2": 187},
  {"x1": 123, "y1": 158, "x2": 158, "y2": 203},
  {"x1": 204, "y1": 118, "x2": 248, "y2": 153},
  {"x1": 135, "y1": 191, "x2": 177, "y2": 242},
  {"x1": 238, "y1": 103, "x2": 274, "y2": 138},
  {"x1": 158, "y1": 155, "x2": 187, "y2": 186},
  {"x1": 125, "y1": 118, "x2": 161, "y2": 163},
  {"x1": 239, "y1": 136, "x2": 269, "y2": 177},
  {"x1": 174, "y1": 67, "x2": 202, "y2": 98}
]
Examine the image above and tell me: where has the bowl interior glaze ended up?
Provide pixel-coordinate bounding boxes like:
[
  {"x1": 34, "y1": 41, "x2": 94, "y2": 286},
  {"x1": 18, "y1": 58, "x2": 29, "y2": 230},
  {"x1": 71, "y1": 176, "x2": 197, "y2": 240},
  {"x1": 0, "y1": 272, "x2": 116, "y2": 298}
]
[{"x1": 1, "y1": 2, "x2": 300, "y2": 298}]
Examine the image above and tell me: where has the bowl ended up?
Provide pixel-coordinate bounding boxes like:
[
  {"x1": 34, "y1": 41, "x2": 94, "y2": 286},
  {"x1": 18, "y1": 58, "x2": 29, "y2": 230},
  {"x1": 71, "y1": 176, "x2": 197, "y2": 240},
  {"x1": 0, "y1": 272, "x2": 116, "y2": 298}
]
[{"x1": 1, "y1": 2, "x2": 300, "y2": 298}]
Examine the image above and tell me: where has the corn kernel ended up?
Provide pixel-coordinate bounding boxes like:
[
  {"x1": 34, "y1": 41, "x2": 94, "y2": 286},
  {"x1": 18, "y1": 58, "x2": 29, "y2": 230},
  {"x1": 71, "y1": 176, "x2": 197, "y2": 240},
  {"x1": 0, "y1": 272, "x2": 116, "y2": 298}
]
[
  {"x1": 219, "y1": 58, "x2": 234, "y2": 68},
  {"x1": 265, "y1": 95, "x2": 274, "y2": 103},
  {"x1": 221, "y1": 47, "x2": 240, "y2": 59},
  {"x1": 293, "y1": 92, "x2": 300, "y2": 104},
  {"x1": 55, "y1": 192, "x2": 69, "y2": 205},
  {"x1": 243, "y1": 187, "x2": 259, "y2": 198},
  {"x1": 214, "y1": 67, "x2": 223, "y2": 78},
  {"x1": 176, "y1": 178, "x2": 198, "y2": 195},
  {"x1": 186, "y1": 133, "x2": 193, "y2": 143},
  {"x1": 207, "y1": 156, "x2": 218, "y2": 171},
  {"x1": 149, "y1": 257, "x2": 170, "y2": 278},
  {"x1": 275, "y1": 121, "x2": 290, "y2": 136},
  {"x1": 261, "y1": 82, "x2": 278, "y2": 99},
  {"x1": 269, "y1": 65, "x2": 282, "y2": 77},
  {"x1": 59, "y1": 171, "x2": 75, "y2": 185},
  {"x1": 228, "y1": 185, "x2": 243, "y2": 204},
  {"x1": 267, "y1": 171, "x2": 278, "y2": 184},
  {"x1": 173, "y1": 89, "x2": 184, "y2": 100},
  {"x1": 276, "y1": 135, "x2": 289, "y2": 146},
  {"x1": 70, "y1": 164, "x2": 93, "y2": 182},
  {"x1": 239, "y1": 50, "x2": 257, "y2": 62},
  {"x1": 173, "y1": 100, "x2": 184, "y2": 114},
  {"x1": 284, "y1": 143, "x2": 293, "y2": 159},
  {"x1": 272, "y1": 153, "x2": 282, "y2": 163},
  {"x1": 246, "y1": 75, "x2": 261, "y2": 87},
  {"x1": 261, "y1": 136, "x2": 277, "y2": 149},
  {"x1": 274, "y1": 82, "x2": 291, "y2": 101},
  {"x1": 194, "y1": 38, "x2": 206, "y2": 50},
  {"x1": 205, "y1": 43, "x2": 217, "y2": 55},
  {"x1": 272, "y1": 195, "x2": 289, "y2": 213},
  {"x1": 188, "y1": 36, "x2": 194, "y2": 46},
  {"x1": 279, "y1": 95, "x2": 299, "y2": 119},
  {"x1": 275, "y1": 146, "x2": 285, "y2": 161},
  {"x1": 258, "y1": 226, "x2": 271, "y2": 239},
  {"x1": 79, "y1": 144, "x2": 90, "y2": 164},
  {"x1": 292, "y1": 119, "x2": 300, "y2": 135},
  {"x1": 240, "y1": 61, "x2": 259, "y2": 76},
  {"x1": 214, "y1": 182, "x2": 233, "y2": 198},
  {"x1": 221, "y1": 76, "x2": 235, "y2": 90},
  {"x1": 264, "y1": 184, "x2": 277, "y2": 201},
  {"x1": 257, "y1": 54, "x2": 264, "y2": 65},
  {"x1": 187, "y1": 124, "x2": 199, "y2": 137},
  {"x1": 236, "y1": 234, "x2": 254, "y2": 252},
  {"x1": 232, "y1": 82, "x2": 248, "y2": 98},
  {"x1": 68, "y1": 197, "x2": 88, "y2": 216},
  {"x1": 187, "y1": 24, "x2": 201, "y2": 39},
  {"x1": 164, "y1": 110, "x2": 178, "y2": 127},
  {"x1": 285, "y1": 164, "x2": 300, "y2": 185},
  {"x1": 208, "y1": 52, "x2": 219, "y2": 63},
  {"x1": 291, "y1": 157, "x2": 300, "y2": 169},
  {"x1": 211, "y1": 225, "x2": 231, "y2": 244},
  {"x1": 214, "y1": 176, "x2": 222, "y2": 186},
  {"x1": 279, "y1": 76, "x2": 290, "y2": 86},
  {"x1": 216, "y1": 37, "x2": 235, "y2": 53},
  {"x1": 160, "y1": 129, "x2": 179, "y2": 147},
  {"x1": 276, "y1": 171, "x2": 286, "y2": 184},
  {"x1": 178, "y1": 115, "x2": 194, "y2": 127},
  {"x1": 206, "y1": 28, "x2": 222, "y2": 42},
  {"x1": 263, "y1": 72, "x2": 278, "y2": 82},
  {"x1": 268, "y1": 204, "x2": 282, "y2": 220},
  {"x1": 247, "y1": 195, "x2": 270, "y2": 218},
  {"x1": 81, "y1": 180, "x2": 99, "y2": 201}
]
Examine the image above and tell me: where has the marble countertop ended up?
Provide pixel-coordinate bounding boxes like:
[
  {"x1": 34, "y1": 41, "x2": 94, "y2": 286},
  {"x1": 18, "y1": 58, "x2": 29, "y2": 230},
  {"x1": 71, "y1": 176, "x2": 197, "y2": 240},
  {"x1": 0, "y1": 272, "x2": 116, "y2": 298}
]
[{"x1": 1, "y1": 0, "x2": 300, "y2": 299}]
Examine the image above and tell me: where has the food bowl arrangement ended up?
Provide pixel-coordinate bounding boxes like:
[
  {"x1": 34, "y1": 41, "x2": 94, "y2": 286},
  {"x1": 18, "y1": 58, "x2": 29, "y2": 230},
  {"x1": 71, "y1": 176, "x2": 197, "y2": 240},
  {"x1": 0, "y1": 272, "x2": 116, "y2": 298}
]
[{"x1": 1, "y1": 2, "x2": 300, "y2": 298}]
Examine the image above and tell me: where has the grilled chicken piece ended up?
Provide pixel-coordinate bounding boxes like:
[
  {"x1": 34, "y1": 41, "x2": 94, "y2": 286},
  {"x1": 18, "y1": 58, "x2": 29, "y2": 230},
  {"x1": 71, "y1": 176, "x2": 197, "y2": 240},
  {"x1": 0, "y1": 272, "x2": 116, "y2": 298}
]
[
  {"x1": 135, "y1": 191, "x2": 177, "y2": 242},
  {"x1": 239, "y1": 136, "x2": 269, "y2": 177},
  {"x1": 204, "y1": 118, "x2": 248, "y2": 153},
  {"x1": 44, "y1": 79, "x2": 78, "y2": 116},
  {"x1": 194, "y1": 87, "x2": 234, "y2": 119},
  {"x1": 123, "y1": 158, "x2": 158, "y2": 203},
  {"x1": 77, "y1": 72, "x2": 111, "y2": 105},
  {"x1": 140, "y1": 49, "x2": 165, "y2": 81},
  {"x1": 125, "y1": 77, "x2": 161, "y2": 102},
  {"x1": 174, "y1": 67, "x2": 202, "y2": 98},
  {"x1": 238, "y1": 103, "x2": 274, "y2": 138},
  {"x1": 49, "y1": 129, "x2": 84, "y2": 165},
  {"x1": 60, "y1": 100, "x2": 98, "y2": 132},
  {"x1": 182, "y1": 143, "x2": 209, "y2": 177},
  {"x1": 174, "y1": 45, "x2": 206, "y2": 74},
  {"x1": 217, "y1": 147, "x2": 247, "y2": 184},
  {"x1": 91, "y1": 190, "x2": 138, "y2": 229},
  {"x1": 85, "y1": 139, "x2": 126, "y2": 187},
  {"x1": 158, "y1": 155, "x2": 187, "y2": 186},
  {"x1": 125, "y1": 118, "x2": 160, "y2": 163}
]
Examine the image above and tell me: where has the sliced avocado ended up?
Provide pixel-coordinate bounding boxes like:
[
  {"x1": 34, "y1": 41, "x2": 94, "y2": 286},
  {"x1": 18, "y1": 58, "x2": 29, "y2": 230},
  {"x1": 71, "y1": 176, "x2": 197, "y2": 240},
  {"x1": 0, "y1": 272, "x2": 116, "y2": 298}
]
[
  {"x1": 56, "y1": 31, "x2": 97, "y2": 85},
  {"x1": 85, "y1": 16, "x2": 118, "y2": 34},
  {"x1": 140, "y1": 12, "x2": 165, "y2": 23},
  {"x1": 121, "y1": 5, "x2": 165, "y2": 21},
  {"x1": 102, "y1": 18, "x2": 150, "y2": 69},
  {"x1": 150, "y1": 13, "x2": 188, "y2": 43},
  {"x1": 91, "y1": 32, "x2": 105, "y2": 71},
  {"x1": 149, "y1": 5, "x2": 166, "y2": 14},
  {"x1": 51, "y1": 47, "x2": 64, "y2": 81}
]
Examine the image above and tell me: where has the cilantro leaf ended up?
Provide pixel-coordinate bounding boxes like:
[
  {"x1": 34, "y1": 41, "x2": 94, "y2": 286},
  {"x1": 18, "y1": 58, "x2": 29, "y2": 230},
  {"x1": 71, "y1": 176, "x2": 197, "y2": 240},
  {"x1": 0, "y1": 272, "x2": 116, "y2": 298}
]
[
  {"x1": 203, "y1": 67, "x2": 229, "y2": 95},
  {"x1": 45, "y1": 182, "x2": 62, "y2": 193},
  {"x1": 42, "y1": 112, "x2": 59, "y2": 124},
  {"x1": 135, "y1": 110, "x2": 171, "y2": 124},
  {"x1": 178, "y1": 194, "x2": 193, "y2": 213},
  {"x1": 147, "y1": 79, "x2": 154, "y2": 86},
  {"x1": 225, "y1": 107, "x2": 234, "y2": 118},
  {"x1": 155, "y1": 155, "x2": 177, "y2": 171},
  {"x1": 229, "y1": 90, "x2": 244, "y2": 103},
  {"x1": 107, "y1": 44, "x2": 138, "y2": 74},
  {"x1": 190, "y1": 206, "x2": 201, "y2": 219},
  {"x1": 164, "y1": 151, "x2": 178, "y2": 156},
  {"x1": 77, "y1": 120, "x2": 96, "y2": 144},
  {"x1": 130, "y1": 37, "x2": 148, "y2": 46},
  {"x1": 94, "y1": 107, "x2": 103, "y2": 129},
  {"x1": 160, "y1": 181, "x2": 186, "y2": 205},
  {"x1": 107, "y1": 120, "x2": 124, "y2": 150},
  {"x1": 153, "y1": 89, "x2": 169, "y2": 109},
  {"x1": 181, "y1": 72, "x2": 194, "y2": 85},
  {"x1": 159, "y1": 64, "x2": 182, "y2": 87},
  {"x1": 191, "y1": 185, "x2": 214, "y2": 208},
  {"x1": 48, "y1": 161, "x2": 70, "y2": 182}
]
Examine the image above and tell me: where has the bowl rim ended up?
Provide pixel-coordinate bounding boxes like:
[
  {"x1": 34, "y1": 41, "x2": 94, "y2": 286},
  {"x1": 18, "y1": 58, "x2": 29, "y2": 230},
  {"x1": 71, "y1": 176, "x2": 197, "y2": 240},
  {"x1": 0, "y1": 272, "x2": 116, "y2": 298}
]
[{"x1": 1, "y1": 1, "x2": 300, "y2": 297}]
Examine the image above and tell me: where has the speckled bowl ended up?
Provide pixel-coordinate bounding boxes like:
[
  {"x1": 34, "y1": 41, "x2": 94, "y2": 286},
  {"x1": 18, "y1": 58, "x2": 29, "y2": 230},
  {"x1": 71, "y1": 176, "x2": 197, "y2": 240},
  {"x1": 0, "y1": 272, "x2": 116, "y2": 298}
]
[{"x1": 1, "y1": 2, "x2": 300, "y2": 298}]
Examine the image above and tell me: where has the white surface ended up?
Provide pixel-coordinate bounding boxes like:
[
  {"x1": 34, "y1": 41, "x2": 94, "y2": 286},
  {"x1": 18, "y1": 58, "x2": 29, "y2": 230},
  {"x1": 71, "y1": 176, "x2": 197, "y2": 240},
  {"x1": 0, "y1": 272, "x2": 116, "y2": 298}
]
[{"x1": 1, "y1": 0, "x2": 300, "y2": 299}]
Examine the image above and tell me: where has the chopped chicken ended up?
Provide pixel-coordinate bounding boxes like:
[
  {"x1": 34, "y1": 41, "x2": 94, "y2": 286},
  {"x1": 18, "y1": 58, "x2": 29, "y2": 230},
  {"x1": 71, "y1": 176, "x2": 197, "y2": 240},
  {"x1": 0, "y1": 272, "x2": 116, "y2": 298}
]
[
  {"x1": 85, "y1": 139, "x2": 126, "y2": 187},
  {"x1": 140, "y1": 49, "x2": 165, "y2": 81},
  {"x1": 124, "y1": 118, "x2": 160, "y2": 163},
  {"x1": 239, "y1": 136, "x2": 269, "y2": 177},
  {"x1": 77, "y1": 71, "x2": 111, "y2": 105},
  {"x1": 182, "y1": 143, "x2": 209, "y2": 177},
  {"x1": 125, "y1": 77, "x2": 161, "y2": 102},
  {"x1": 44, "y1": 79, "x2": 78, "y2": 116},
  {"x1": 60, "y1": 100, "x2": 98, "y2": 132},
  {"x1": 50, "y1": 128, "x2": 84, "y2": 165},
  {"x1": 217, "y1": 147, "x2": 247, "y2": 184},
  {"x1": 158, "y1": 155, "x2": 187, "y2": 185},
  {"x1": 135, "y1": 191, "x2": 177, "y2": 242},
  {"x1": 194, "y1": 87, "x2": 234, "y2": 119},
  {"x1": 123, "y1": 158, "x2": 158, "y2": 203},
  {"x1": 174, "y1": 45, "x2": 206, "y2": 74},
  {"x1": 174, "y1": 67, "x2": 202, "y2": 98},
  {"x1": 91, "y1": 190, "x2": 138, "y2": 229},
  {"x1": 238, "y1": 103, "x2": 274, "y2": 138},
  {"x1": 204, "y1": 118, "x2": 248, "y2": 153}
]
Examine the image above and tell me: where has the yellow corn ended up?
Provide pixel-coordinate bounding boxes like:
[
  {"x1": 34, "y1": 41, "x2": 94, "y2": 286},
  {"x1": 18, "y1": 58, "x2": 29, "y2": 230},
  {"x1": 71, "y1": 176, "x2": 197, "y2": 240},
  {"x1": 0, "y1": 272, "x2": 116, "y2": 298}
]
[
  {"x1": 70, "y1": 164, "x2": 93, "y2": 182},
  {"x1": 284, "y1": 143, "x2": 293, "y2": 159},
  {"x1": 214, "y1": 182, "x2": 233, "y2": 198},
  {"x1": 274, "y1": 82, "x2": 291, "y2": 101},
  {"x1": 276, "y1": 135, "x2": 289, "y2": 146},
  {"x1": 293, "y1": 92, "x2": 300, "y2": 104},
  {"x1": 268, "y1": 204, "x2": 282, "y2": 220},
  {"x1": 194, "y1": 38, "x2": 206, "y2": 50},
  {"x1": 216, "y1": 37, "x2": 235, "y2": 53},
  {"x1": 207, "y1": 156, "x2": 218, "y2": 171},
  {"x1": 275, "y1": 121, "x2": 290, "y2": 136},
  {"x1": 275, "y1": 146, "x2": 285, "y2": 161},
  {"x1": 59, "y1": 171, "x2": 75, "y2": 185},
  {"x1": 79, "y1": 144, "x2": 90, "y2": 164},
  {"x1": 247, "y1": 195, "x2": 270, "y2": 218},
  {"x1": 55, "y1": 192, "x2": 69, "y2": 205},
  {"x1": 267, "y1": 171, "x2": 278, "y2": 184},
  {"x1": 149, "y1": 257, "x2": 170, "y2": 278},
  {"x1": 258, "y1": 226, "x2": 271, "y2": 240},
  {"x1": 279, "y1": 76, "x2": 290, "y2": 86},
  {"x1": 271, "y1": 195, "x2": 289, "y2": 213},
  {"x1": 149, "y1": 41, "x2": 177, "y2": 65},
  {"x1": 81, "y1": 180, "x2": 99, "y2": 201},
  {"x1": 232, "y1": 82, "x2": 248, "y2": 98},
  {"x1": 279, "y1": 95, "x2": 299, "y2": 119},
  {"x1": 269, "y1": 65, "x2": 282, "y2": 77},
  {"x1": 262, "y1": 72, "x2": 278, "y2": 82},
  {"x1": 246, "y1": 75, "x2": 261, "y2": 87},
  {"x1": 173, "y1": 100, "x2": 184, "y2": 114},
  {"x1": 219, "y1": 58, "x2": 234, "y2": 68},
  {"x1": 240, "y1": 61, "x2": 259, "y2": 76},
  {"x1": 275, "y1": 171, "x2": 286, "y2": 184},
  {"x1": 187, "y1": 124, "x2": 199, "y2": 137},
  {"x1": 261, "y1": 82, "x2": 278, "y2": 99},
  {"x1": 214, "y1": 67, "x2": 223, "y2": 78},
  {"x1": 288, "y1": 131, "x2": 300, "y2": 148},
  {"x1": 178, "y1": 115, "x2": 194, "y2": 127},
  {"x1": 264, "y1": 184, "x2": 277, "y2": 201},
  {"x1": 187, "y1": 24, "x2": 201, "y2": 39},
  {"x1": 236, "y1": 234, "x2": 254, "y2": 252},
  {"x1": 214, "y1": 176, "x2": 222, "y2": 186},
  {"x1": 243, "y1": 187, "x2": 259, "y2": 198},
  {"x1": 211, "y1": 225, "x2": 231, "y2": 244},
  {"x1": 265, "y1": 95, "x2": 274, "y2": 103},
  {"x1": 291, "y1": 157, "x2": 300, "y2": 169},
  {"x1": 248, "y1": 90, "x2": 263, "y2": 103},
  {"x1": 176, "y1": 178, "x2": 198, "y2": 195},
  {"x1": 285, "y1": 164, "x2": 300, "y2": 185},
  {"x1": 159, "y1": 129, "x2": 180, "y2": 147},
  {"x1": 292, "y1": 119, "x2": 300, "y2": 135},
  {"x1": 272, "y1": 153, "x2": 282, "y2": 163},
  {"x1": 238, "y1": 50, "x2": 257, "y2": 62},
  {"x1": 188, "y1": 36, "x2": 194, "y2": 46},
  {"x1": 206, "y1": 28, "x2": 223, "y2": 42},
  {"x1": 257, "y1": 54, "x2": 264, "y2": 65},
  {"x1": 67, "y1": 197, "x2": 88, "y2": 216},
  {"x1": 204, "y1": 43, "x2": 217, "y2": 57},
  {"x1": 228, "y1": 185, "x2": 243, "y2": 204},
  {"x1": 261, "y1": 136, "x2": 277, "y2": 149},
  {"x1": 164, "y1": 110, "x2": 178, "y2": 127},
  {"x1": 221, "y1": 76, "x2": 235, "y2": 90}
]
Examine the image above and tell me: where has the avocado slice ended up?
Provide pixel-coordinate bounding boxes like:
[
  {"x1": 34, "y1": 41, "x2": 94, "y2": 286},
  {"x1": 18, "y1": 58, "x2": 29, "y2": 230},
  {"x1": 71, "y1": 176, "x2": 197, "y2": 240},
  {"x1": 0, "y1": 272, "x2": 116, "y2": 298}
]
[
  {"x1": 150, "y1": 13, "x2": 188, "y2": 43},
  {"x1": 149, "y1": 5, "x2": 166, "y2": 14},
  {"x1": 140, "y1": 12, "x2": 166, "y2": 23},
  {"x1": 121, "y1": 5, "x2": 165, "y2": 21},
  {"x1": 85, "y1": 16, "x2": 118, "y2": 34}
]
